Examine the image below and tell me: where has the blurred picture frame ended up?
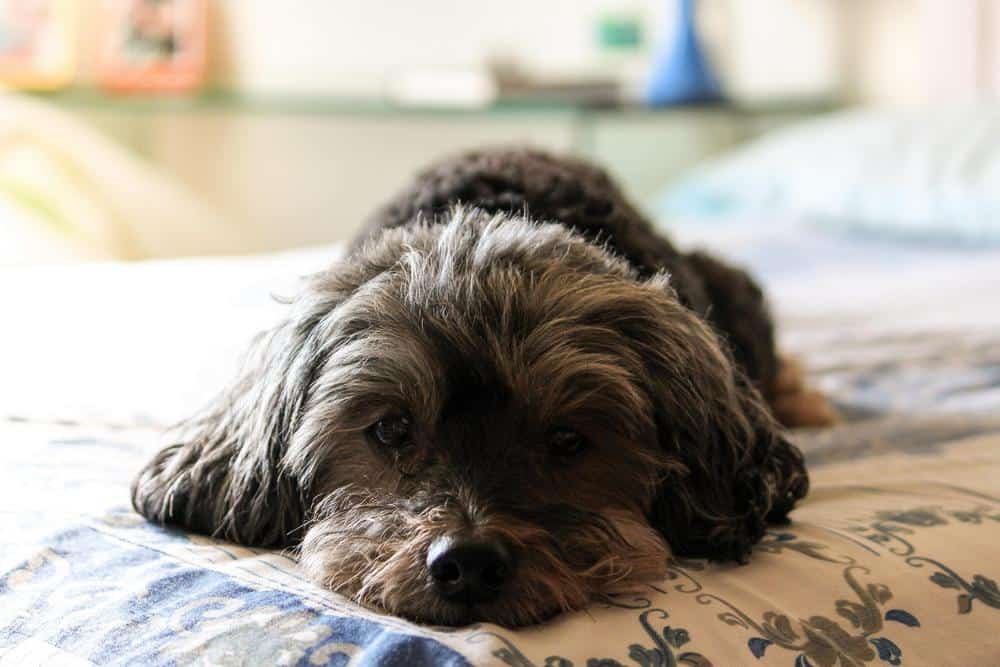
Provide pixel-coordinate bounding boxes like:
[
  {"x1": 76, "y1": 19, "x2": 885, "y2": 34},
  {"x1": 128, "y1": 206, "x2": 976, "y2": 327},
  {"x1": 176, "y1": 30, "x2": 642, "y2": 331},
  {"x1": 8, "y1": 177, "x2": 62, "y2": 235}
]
[
  {"x1": 0, "y1": 0, "x2": 76, "y2": 90},
  {"x1": 98, "y1": 0, "x2": 207, "y2": 93}
]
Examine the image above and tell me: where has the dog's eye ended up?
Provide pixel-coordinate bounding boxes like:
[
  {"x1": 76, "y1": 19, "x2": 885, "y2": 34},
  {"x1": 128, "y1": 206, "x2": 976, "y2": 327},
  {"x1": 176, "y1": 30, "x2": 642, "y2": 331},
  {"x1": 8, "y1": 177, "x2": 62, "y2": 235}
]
[
  {"x1": 370, "y1": 414, "x2": 412, "y2": 448},
  {"x1": 548, "y1": 428, "x2": 588, "y2": 457}
]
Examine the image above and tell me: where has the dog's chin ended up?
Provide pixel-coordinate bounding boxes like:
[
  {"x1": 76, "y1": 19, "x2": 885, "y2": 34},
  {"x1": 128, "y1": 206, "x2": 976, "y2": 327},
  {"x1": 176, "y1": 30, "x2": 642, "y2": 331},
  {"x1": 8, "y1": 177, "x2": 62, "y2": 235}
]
[
  {"x1": 383, "y1": 591, "x2": 569, "y2": 629},
  {"x1": 304, "y1": 566, "x2": 585, "y2": 628},
  {"x1": 297, "y1": 498, "x2": 671, "y2": 627}
]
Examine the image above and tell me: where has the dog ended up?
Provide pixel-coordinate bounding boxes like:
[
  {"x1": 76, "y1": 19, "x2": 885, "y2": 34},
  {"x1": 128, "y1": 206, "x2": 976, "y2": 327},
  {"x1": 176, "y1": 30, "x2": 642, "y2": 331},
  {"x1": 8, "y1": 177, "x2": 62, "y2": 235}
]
[{"x1": 133, "y1": 148, "x2": 825, "y2": 627}]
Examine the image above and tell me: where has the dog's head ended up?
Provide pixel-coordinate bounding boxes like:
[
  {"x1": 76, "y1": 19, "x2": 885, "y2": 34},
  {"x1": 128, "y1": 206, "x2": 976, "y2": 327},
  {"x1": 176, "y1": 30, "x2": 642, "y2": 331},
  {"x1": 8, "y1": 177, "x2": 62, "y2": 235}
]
[{"x1": 132, "y1": 208, "x2": 807, "y2": 627}]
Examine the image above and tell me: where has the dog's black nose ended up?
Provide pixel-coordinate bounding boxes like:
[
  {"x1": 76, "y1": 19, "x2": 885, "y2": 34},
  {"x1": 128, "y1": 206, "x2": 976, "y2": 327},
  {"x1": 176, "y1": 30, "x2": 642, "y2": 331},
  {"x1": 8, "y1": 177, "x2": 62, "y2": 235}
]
[{"x1": 427, "y1": 536, "x2": 513, "y2": 604}]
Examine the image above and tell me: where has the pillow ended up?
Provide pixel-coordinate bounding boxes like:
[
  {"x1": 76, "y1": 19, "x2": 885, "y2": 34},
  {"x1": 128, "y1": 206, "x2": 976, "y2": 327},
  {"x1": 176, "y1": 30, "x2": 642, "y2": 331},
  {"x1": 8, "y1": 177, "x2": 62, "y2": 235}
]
[
  {"x1": 0, "y1": 93, "x2": 241, "y2": 264},
  {"x1": 661, "y1": 106, "x2": 1000, "y2": 245},
  {"x1": 0, "y1": 190, "x2": 119, "y2": 266}
]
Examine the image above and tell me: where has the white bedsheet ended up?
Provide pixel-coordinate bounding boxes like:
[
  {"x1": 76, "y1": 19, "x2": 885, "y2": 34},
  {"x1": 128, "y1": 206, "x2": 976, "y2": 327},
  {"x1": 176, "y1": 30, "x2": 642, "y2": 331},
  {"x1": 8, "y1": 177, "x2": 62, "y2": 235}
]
[
  {"x1": 671, "y1": 218, "x2": 1000, "y2": 416},
  {"x1": 1, "y1": 219, "x2": 998, "y2": 426},
  {"x1": 0, "y1": 245, "x2": 337, "y2": 426}
]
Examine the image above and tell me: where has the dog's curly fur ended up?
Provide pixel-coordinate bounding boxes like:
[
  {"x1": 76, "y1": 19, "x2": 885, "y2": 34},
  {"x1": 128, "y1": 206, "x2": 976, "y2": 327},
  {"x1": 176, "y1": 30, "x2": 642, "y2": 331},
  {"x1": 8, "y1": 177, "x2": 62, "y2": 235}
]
[
  {"x1": 358, "y1": 148, "x2": 781, "y2": 399},
  {"x1": 133, "y1": 149, "x2": 811, "y2": 628}
]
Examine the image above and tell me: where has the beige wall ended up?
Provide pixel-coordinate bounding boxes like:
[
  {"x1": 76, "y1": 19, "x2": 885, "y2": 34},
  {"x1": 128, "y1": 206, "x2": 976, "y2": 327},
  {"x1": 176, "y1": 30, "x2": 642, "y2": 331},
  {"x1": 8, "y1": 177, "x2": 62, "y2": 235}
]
[
  {"x1": 841, "y1": 0, "x2": 1000, "y2": 107},
  {"x1": 204, "y1": 0, "x2": 847, "y2": 103},
  {"x1": 208, "y1": 1, "x2": 1000, "y2": 107},
  {"x1": 69, "y1": 0, "x2": 994, "y2": 107}
]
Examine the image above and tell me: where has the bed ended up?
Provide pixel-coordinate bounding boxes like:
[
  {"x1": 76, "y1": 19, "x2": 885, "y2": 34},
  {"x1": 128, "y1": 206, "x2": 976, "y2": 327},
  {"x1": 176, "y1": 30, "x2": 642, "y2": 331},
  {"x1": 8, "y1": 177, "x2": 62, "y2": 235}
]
[
  {"x1": 2, "y1": 98, "x2": 1000, "y2": 664},
  {"x1": 2, "y1": 209, "x2": 999, "y2": 666}
]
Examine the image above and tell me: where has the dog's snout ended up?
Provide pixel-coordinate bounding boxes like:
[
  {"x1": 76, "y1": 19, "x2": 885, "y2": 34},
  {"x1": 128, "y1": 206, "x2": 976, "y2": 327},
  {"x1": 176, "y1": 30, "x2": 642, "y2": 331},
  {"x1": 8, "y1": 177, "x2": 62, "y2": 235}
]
[{"x1": 426, "y1": 536, "x2": 513, "y2": 604}]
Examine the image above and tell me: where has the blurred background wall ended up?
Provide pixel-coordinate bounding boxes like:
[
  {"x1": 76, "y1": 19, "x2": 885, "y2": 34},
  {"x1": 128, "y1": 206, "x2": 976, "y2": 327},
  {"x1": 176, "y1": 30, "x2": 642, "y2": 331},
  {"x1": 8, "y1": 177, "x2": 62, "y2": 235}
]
[
  {"x1": 62, "y1": 0, "x2": 1000, "y2": 107},
  {"x1": 5, "y1": 0, "x2": 1000, "y2": 258}
]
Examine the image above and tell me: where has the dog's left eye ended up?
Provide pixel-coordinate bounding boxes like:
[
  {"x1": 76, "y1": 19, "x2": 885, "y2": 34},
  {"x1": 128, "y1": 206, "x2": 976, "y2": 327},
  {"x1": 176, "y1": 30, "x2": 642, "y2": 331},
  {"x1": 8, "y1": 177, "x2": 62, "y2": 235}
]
[
  {"x1": 548, "y1": 428, "x2": 588, "y2": 457},
  {"x1": 370, "y1": 414, "x2": 412, "y2": 448}
]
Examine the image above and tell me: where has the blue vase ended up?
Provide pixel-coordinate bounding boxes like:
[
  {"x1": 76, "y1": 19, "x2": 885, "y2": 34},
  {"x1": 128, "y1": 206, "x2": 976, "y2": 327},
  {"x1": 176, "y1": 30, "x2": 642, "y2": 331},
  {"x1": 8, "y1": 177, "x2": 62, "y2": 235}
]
[{"x1": 645, "y1": 0, "x2": 723, "y2": 106}]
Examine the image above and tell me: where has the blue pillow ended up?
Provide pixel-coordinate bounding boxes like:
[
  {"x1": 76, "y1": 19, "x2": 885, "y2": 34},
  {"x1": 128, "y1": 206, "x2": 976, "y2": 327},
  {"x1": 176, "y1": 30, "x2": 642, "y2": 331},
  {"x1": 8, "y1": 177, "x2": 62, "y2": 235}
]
[{"x1": 660, "y1": 106, "x2": 1000, "y2": 245}]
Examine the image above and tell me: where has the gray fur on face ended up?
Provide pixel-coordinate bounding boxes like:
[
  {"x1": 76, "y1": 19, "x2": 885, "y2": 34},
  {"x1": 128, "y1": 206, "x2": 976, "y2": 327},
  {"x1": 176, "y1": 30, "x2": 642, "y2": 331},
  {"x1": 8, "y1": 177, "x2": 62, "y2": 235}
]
[{"x1": 132, "y1": 207, "x2": 807, "y2": 627}]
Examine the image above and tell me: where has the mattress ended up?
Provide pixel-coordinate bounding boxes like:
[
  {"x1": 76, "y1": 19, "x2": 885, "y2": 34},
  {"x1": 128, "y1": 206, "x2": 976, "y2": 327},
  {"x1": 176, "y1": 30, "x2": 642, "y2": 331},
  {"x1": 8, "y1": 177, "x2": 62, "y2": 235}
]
[{"x1": 2, "y1": 220, "x2": 999, "y2": 665}]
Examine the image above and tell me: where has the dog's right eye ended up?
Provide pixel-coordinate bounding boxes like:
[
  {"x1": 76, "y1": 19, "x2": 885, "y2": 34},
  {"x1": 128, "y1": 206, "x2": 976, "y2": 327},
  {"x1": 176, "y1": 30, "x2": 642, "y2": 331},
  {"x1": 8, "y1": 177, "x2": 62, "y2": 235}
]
[
  {"x1": 548, "y1": 428, "x2": 588, "y2": 458},
  {"x1": 370, "y1": 414, "x2": 412, "y2": 448}
]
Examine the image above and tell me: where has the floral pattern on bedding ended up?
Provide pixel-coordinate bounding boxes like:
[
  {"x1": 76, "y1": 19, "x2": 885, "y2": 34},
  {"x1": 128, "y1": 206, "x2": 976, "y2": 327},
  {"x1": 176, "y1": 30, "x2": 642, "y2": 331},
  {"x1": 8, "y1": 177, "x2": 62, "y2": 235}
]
[
  {"x1": 467, "y1": 491, "x2": 1000, "y2": 667},
  {"x1": 855, "y1": 503, "x2": 1000, "y2": 616}
]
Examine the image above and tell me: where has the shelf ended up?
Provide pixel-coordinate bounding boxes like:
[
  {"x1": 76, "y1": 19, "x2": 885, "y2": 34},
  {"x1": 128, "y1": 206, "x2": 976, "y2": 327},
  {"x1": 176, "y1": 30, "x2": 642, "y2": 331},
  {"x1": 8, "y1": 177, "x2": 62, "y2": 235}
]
[{"x1": 21, "y1": 88, "x2": 839, "y2": 119}]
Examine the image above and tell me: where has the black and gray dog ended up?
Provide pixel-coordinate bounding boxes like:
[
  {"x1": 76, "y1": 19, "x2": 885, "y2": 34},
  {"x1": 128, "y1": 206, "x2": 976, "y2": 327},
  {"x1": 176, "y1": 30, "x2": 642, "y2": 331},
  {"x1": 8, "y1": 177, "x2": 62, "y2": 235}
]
[{"x1": 133, "y1": 148, "x2": 831, "y2": 627}]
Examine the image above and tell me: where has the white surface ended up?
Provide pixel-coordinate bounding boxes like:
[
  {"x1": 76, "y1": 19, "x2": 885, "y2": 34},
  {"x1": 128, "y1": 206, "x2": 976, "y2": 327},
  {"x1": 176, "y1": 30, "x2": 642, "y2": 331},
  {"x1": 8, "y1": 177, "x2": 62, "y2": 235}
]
[
  {"x1": 671, "y1": 218, "x2": 1000, "y2": 328},
  {"x1": 2, "y1": 220, "x2": 999, "y2": 426},
  {"x1": 0, "y1": 245, "x2": 339, "y2": 426},
  {"x1": 672, "y1": 217, "x2": 1000, "y2": 415}
]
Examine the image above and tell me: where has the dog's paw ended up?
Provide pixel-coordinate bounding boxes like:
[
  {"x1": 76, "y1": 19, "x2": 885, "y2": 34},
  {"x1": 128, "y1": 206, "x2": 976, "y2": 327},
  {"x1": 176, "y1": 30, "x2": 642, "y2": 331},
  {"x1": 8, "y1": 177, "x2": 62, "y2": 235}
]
[{"x1": 771, "y1": 356, "x2": 839, "y2": 428}]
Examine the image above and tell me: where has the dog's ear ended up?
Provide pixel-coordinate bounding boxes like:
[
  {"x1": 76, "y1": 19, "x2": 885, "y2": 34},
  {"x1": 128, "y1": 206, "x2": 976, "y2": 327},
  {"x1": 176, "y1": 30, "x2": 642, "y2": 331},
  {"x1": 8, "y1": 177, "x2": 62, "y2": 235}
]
[
  {"x1": 131, "y1": 319, "x2": 318, "y2": 546},
  {"x1": 131, "y1": 234, "x2": 415, "y2": 547},
  {"x1": 627, "y1": 275, "x2": 809, "y2": 563}
]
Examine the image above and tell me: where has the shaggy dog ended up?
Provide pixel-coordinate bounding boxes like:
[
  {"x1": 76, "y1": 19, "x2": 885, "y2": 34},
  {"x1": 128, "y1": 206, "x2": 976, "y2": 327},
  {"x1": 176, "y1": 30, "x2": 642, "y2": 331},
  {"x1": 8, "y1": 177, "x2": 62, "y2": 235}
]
[{"x1": 133, "y1": 148, "x2": 825, "y2": 627}]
